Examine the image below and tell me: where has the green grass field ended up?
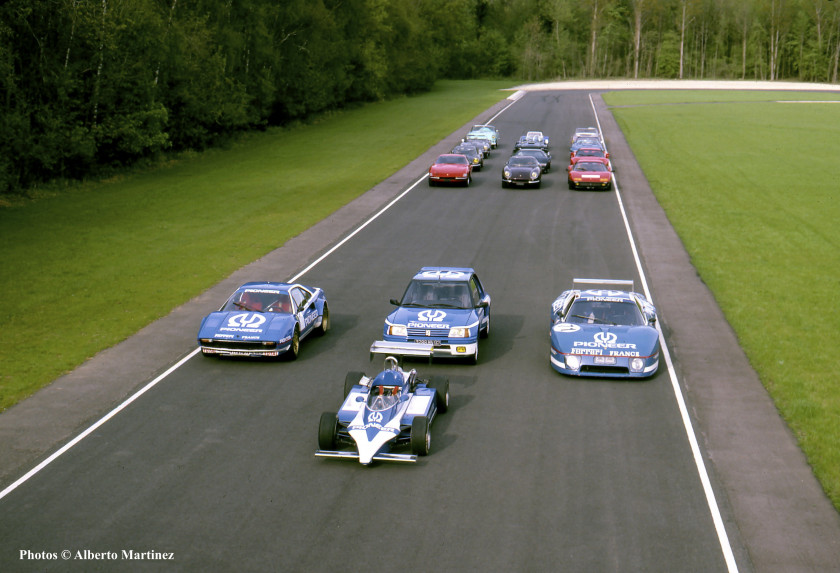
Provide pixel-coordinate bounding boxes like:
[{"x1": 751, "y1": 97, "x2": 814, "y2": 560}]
[
  {"x1": 2, "y1": 82, "x2": 838, "y2": 511},
  {"x1": 0, "y1": 79, "x2": 513, "y2": 411},
  {"x1": 604, "y1": 89, "x2": 840, "y2": 509}
]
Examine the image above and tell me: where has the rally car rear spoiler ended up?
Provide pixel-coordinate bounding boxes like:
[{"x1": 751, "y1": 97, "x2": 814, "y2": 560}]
[
  {"x1": 314, "y1": 450, "x2": 417, "y2": 463},
  {"x1": 572, "y1": 278, "x2": 634, "y2": 292}
]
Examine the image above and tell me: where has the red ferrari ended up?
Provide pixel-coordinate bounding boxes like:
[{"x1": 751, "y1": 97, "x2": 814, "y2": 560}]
[
  {"x1": 567, "y1": 157, "x2": 613, "y2": 190},
  {"x1": 428, "y1": 154, "x2": 472, "y2": 187}
]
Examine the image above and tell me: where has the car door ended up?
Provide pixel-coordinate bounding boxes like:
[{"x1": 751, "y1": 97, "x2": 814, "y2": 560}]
[
  {"x1": 469, "y1": 274, "x2": 491, "y2": 331},
  {"x1": 291, "y1": 287, "x2": 319, "y2": 338}
]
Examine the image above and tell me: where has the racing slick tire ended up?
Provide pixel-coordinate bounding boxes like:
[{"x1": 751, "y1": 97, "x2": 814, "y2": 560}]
[
  {"x1": 315, "y1": 304, "x2": 330, "y2": 336},
  {"x1": 344, "y1": 371, "x2": 365, "y2": 397},
  {"x1": 427, "y1": 376, "x2": 449, "y2": 413},
  {"x1": 410, "y1": 416, "x2": 431, "y2": 456},
  {"x1": 464, "y1": 175, "x2": 471, "y2": 187},
  {"x1": 318, "y1": 412, "x2": 338, "y2": 450},
  {"x1": 469, "y1": 345, "x2": 479, "y2": 365}
]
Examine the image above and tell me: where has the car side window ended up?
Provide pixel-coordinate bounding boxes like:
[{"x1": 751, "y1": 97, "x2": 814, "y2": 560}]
[
  {"x1": 469, "y1": 277, "x2": 481, "y2": 306},
  {"x1": 290, "y1": 288, "x2": 305, "y2": 311}
]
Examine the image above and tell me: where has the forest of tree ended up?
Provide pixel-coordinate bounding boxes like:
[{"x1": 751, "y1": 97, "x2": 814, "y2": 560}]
[{"x1": 2, "y1": 0, "x2": 839, "y2": 196}]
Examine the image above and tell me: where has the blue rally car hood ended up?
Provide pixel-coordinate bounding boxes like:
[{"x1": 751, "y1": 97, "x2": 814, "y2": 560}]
[
  {"x1": 550, "y1": 323, "x2": 659, "y2": 357},
  {"x1": 388, "y1": 307, "x2": 478, "y2": 329},
  {"x1": 198, "y1": 311, "x2": 294, "y2": 340}
]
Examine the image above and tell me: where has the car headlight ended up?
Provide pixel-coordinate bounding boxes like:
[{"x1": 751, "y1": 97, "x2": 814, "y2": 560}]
[
  {"x1": 388, "y1": 325, "x2": 407, "y2": 337},
  {"x1": 504, "y1": 170, "x2": 511, "y2": 178},
  {"x1": 531, "y1": 170, "x2": 539, "y2": 180},
  {"x1": 629, "y1": 358, "x2": 645, "y2": 372},
  {"x1": 565, "y1": 355, "x2": 581, "y2": 371},
  {"x1": 448, "y1": 327, "x2": 469, "y2": 338}
]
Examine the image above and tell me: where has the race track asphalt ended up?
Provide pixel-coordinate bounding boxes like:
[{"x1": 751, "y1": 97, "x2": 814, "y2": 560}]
[{"x1": 1, "y1": 85, "x2": 839, "y2": 572}]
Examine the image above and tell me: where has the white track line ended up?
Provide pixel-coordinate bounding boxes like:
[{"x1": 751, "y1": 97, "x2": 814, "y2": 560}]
[
  {"x1": 589, "y1": 93, "x2": 738, "y2": 573},
  {"x1": 0, "y1": 95, "x2": 521, "y2": 500}
]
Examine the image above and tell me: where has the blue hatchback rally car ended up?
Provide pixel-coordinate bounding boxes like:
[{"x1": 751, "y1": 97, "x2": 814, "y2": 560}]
[
  {"x1": 370, "y1": 267, "x2": 491, "y2": 364},
  {"x1": 197, "y1": 281, "x2": 328, "y2": 359},
  {"x1": 549, "y1": 279, "x2": 659, "y2": 378}
]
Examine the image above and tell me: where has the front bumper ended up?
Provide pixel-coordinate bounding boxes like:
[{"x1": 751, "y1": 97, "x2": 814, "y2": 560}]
[
  {"x1": 550, "y1": 349, "x2": 659, "y2": 378},
  {"x1": 199, "y1": 341, "x2": 287, "y2": 358},
  {"x1": 570, "y1": 179, "x2": 611, "y2": 190},
  {"x1": 503, "y1": 177, "x2": 540, "y2": 187},
  {"x1": 370, "y1": 340, "x2": 477, "y2": 360}
]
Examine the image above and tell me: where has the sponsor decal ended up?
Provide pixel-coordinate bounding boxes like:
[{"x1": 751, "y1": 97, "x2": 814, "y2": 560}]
[
  {"x1": 572, "y1": 332, "x2": 638, "y2": 355},
  {"x1": 594, "y1": 332, "x2": 617, "y2": 345},
  {"x1": 417, "y1": 309, "x2": 447, "y2": 322},
  {"x1": 243, "y1": 289, "x2": 282, "y2": 294},
  {"x1": 581, "y1": 289, "x2": 625, "y2": 297},
  {"x1": 219, "y1": 313, "x2": 267, "y2": 333},
  {"x1": 418, "y1": 270, "x2": 467, "y2": 280},
  {"x1": 553, "y1": 323, "x2": 580, "y2": 333}
]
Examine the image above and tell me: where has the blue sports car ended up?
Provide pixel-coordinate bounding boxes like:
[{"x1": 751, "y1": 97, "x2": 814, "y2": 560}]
[
  {"x1": 370, "y1": 267, "x2": 491, "y2": 364},
  {"x1": 316, "y1": 357, "x2": 449, "y2": 465},
  {"x1": 549, "y1": 279, "x2": 660, "y2": 378},
  {"x1": 197, "y1": 281, "x2": 328, "y2": 359}
]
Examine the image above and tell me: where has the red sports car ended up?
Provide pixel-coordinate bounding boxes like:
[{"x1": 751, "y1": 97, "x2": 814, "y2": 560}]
[
  {"x1": 571, "y1": 146, "x2": 610, "y2": 161},
  {"x1": 567, "y1": 157, "x2": 613, "y2": 190},
  {"x1": 428, "y1": 154, "x2": 472, "y2": 187}
]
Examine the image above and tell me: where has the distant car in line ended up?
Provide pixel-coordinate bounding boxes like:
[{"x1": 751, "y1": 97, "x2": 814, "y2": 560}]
[
  {"x1": 428, "y1": 154, "x2": 472, "y2": 187},
  {"x1": 502, "y1": 154, "x2": 542, "y2": 188},
  {"x1": 567, "y1": 157, "x2": 613, "y2": 190}
]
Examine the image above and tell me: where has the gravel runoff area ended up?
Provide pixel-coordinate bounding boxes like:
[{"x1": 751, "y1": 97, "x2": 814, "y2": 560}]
[{"x1": 2, "y1": 79, "x2": 840, "y2": 572}]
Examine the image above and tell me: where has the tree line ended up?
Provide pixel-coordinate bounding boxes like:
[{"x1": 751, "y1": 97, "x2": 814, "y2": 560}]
[{"x1": 2, "y1": 0, "x2": 838, "y2": 196}]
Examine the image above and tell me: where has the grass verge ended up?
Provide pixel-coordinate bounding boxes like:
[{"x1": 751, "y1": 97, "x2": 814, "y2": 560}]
[
  {"x1": 0, "y1": 79, "x2": 513, "y2": 411},
  {"x1": 604, "y1": 89, "x2": 840, "y2": 510}
]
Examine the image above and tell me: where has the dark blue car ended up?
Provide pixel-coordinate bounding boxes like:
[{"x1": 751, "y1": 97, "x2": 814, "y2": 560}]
[
  {"x1": 550, "y1": 279, "x2": 660, "y2": 378},
  {"x1": 370, "y1": 267, "x2": 491, "y2": 364}
]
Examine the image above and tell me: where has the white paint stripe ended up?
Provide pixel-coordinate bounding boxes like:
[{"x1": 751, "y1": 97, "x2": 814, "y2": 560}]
[
  {"x1": 1, "y1": 94, "x2": 526, "y2": 500},
  {"x1": 0, "y1": 348, "x2": 200, "y2": 501},
  {"x1": 589, "y1": 94, "x2": 739, "y2": 573}
]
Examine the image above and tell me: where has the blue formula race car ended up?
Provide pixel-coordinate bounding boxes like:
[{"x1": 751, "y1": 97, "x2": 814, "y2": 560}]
[
  {"x1": 549, "y1": 279, "x2": 660, "y2": 378},
  {"x1": 197, "y1": 281, "x2": 328, "y2": 359},
  {"x1": 370, "y1": 267, "x2": 491, "y2": 364},
  {"x1": 316, "y1": 357, "x2": 449, "y2": 465}
]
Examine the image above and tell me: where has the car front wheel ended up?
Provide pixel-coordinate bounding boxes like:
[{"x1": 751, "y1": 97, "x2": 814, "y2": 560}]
[
  {"x1": 410, "y1": 416, "x2": 430, "y2": 456},
  {"x1": 318, "y1": 412, "x2": 337, "y2": 450}
]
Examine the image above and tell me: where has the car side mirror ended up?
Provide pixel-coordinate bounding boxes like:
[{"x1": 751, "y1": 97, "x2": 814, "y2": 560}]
[{"x1": 390, "y1": 298, "x2": 401, "y2": 306}]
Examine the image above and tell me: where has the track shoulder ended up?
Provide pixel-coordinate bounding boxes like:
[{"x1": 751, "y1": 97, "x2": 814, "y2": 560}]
[{"x1": 593, "y1": 93, "x2": 840, "y2": 572}]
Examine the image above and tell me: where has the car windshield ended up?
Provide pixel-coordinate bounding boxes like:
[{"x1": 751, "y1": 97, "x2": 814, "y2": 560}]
[
  {"x1": 223, "y1": 289, "x2": 291, "y2": 313},
  {"x1": 577, "y1": 149, "x2": 605, "y2": 157},
  {"x1": 508, "y1": 156, "x2": 538, "y2": 166},
  {"x1": 574, "y1": 138, "x2": 600, "y2": 147},
  {"x1": 566, "y1": 300, "x2": 645, "y2": 326},
  {"x1": 574, "y1": 162, "x2": 606, "y2": 172},
  {"x1": 437, "y1": 155, "x2": 468, "y2": 165},
  {"x1": 517, "y1": 151, "x2": 545, "y2": 160},
  {"x1": 400, "y1": 280, "x2": 473, "y2": 309},
  {"x1": 367, "y1": 385, "x2": 401, "y2": 411}
]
